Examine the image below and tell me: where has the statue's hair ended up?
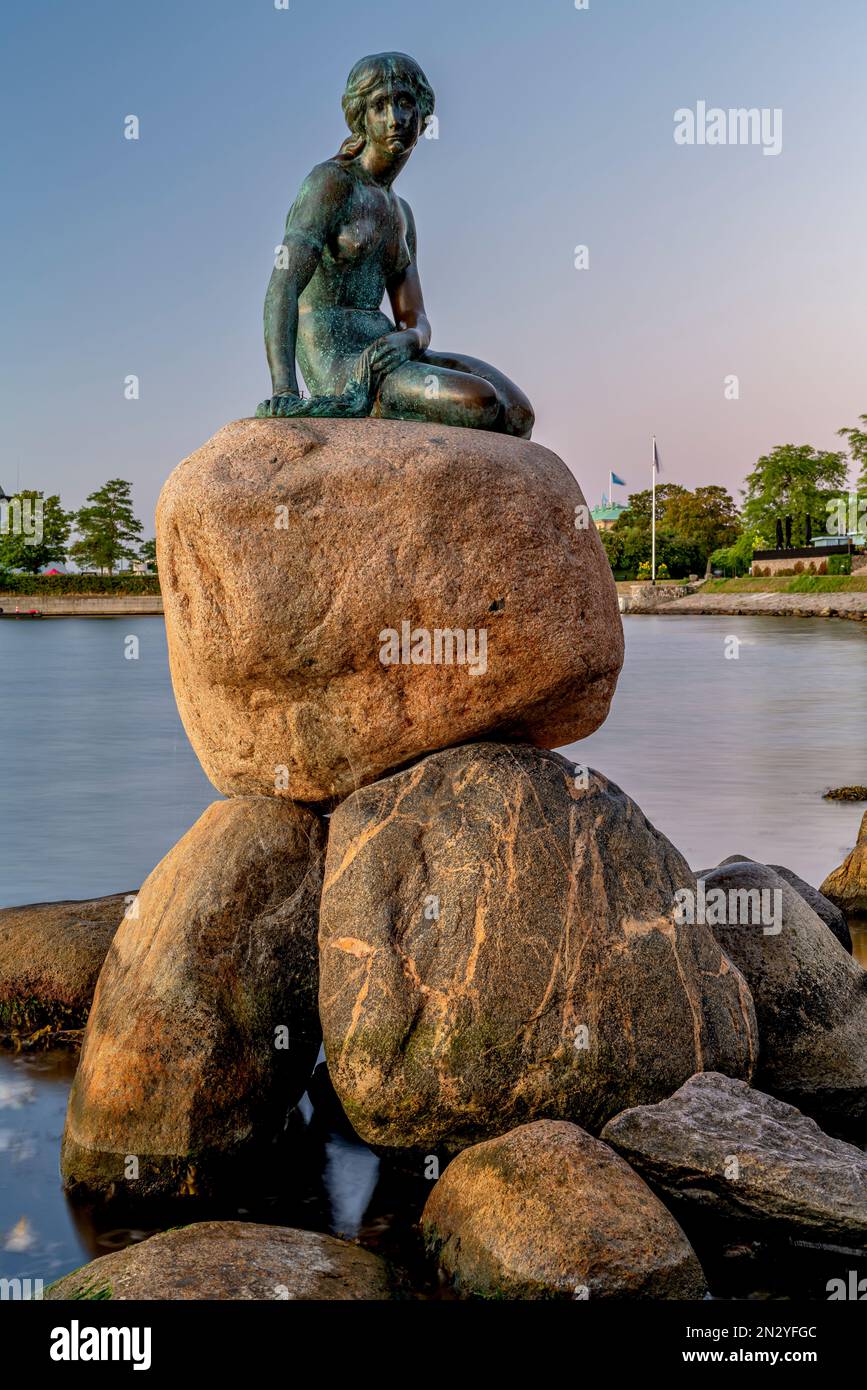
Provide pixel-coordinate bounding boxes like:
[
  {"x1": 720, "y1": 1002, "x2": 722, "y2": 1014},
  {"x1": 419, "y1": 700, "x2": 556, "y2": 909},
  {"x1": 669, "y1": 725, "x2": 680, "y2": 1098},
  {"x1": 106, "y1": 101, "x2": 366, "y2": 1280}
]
[{"x1": 333, "y1": 52, "x2": 435, "y2": 161}]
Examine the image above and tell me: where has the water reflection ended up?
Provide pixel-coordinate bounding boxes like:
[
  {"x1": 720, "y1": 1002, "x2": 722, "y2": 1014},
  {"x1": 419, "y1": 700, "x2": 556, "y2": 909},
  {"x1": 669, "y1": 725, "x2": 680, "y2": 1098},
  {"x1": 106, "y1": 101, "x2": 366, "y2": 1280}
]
[{"x1": 0, "y1": 1050, "x2": 82, "y2": 1288}]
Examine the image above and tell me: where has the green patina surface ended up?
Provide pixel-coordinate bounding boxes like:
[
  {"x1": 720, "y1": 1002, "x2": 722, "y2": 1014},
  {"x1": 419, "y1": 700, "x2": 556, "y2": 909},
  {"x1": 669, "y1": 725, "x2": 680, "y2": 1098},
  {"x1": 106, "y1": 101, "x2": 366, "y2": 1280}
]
[{"x1": 256, "y1": 53, "x2": 534, "y2": 439}]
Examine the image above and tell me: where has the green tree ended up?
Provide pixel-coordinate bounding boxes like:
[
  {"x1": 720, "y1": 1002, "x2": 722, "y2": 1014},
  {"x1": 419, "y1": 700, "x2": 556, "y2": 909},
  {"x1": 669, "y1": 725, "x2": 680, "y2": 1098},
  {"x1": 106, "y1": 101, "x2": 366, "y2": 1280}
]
[
  {"x1": 614, "y1": 483, "x2": 688, "y2": 527},
  {"x1": 609, "y1": 483, "x2": 708, "y2": 577},
  {"x1": 838, "y1": 414, "x2": 867, "y2": 494},
  {"x1": 709, "y1": 528, "x2": 764, "y2": 577},
  {"x1": 602, "y1": 520, "x2": 701, "y2": 579},
  {"x1": 70, "y1": 480, "x2": 143, "y2": 575},
  {"x1": 613, "y1": 524, "x2": 651, "y2": 576},
  {"x1": 662, "y1": 485, "x2": 740, "y2": 570},
  {"x1": 0, "y1": 490, "x2": 73, "y2": 575},
  {"x1": 139, "y1": 538, "x2": 158, "y2": 574},
  {"x1": 599, "y1": 529, "x2": 625, "y2": 574},
  {"x1": 742, "y1": 444, "x2": 848, "y2": 547}
]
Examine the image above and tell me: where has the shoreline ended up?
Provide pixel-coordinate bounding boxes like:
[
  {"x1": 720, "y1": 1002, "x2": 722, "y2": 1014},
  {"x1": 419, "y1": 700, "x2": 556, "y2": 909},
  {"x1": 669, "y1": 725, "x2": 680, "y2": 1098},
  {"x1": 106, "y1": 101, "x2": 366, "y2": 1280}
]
[
  {"x1": 616, "y1": 581, "x2": 867, "y2": 619},
  {"x1": 0, "y1": 595, "x2": 164, "y2": 616},
  {"x1": 623, "y1": 593, "x2": 867, "y2": 619},
  {"x1": 2, "y1": 593, "x2": 866, "y2": 621}
]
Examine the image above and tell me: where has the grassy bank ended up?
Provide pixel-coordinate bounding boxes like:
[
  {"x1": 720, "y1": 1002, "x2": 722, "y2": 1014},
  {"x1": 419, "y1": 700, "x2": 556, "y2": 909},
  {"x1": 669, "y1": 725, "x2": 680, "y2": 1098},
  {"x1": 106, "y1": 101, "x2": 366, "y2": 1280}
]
[{"x1": 703, "y1": 576, "x2": 867, "y2": 595}]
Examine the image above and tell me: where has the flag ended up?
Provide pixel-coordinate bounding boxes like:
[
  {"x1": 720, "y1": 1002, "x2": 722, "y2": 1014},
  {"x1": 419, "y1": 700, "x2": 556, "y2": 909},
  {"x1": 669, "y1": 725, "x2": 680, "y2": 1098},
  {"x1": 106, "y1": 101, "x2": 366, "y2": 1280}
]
[
  {"x1": 652, "y1": 439, "x2": 662, "y2": 473},
  {"x1": 611, "y1": 472, "x2": 626, "y2": 487}
]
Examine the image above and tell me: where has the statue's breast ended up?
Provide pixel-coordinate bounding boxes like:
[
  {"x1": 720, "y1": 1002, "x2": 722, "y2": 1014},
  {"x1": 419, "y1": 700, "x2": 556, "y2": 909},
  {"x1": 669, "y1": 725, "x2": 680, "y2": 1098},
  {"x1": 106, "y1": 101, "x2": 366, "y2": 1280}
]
[
  {"x1": 330, "y1": 186, "x2": 410, "y2": 276},
  {"x1": 333, "y1": 215, "x2": 380, "y2": 265}
]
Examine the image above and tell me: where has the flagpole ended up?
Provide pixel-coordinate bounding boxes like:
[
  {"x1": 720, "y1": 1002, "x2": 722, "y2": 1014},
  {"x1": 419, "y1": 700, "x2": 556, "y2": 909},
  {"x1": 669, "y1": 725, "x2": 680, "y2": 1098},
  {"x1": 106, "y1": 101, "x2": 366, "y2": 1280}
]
[
  {"x1": 609, "y1": 470, "x2": 613, "y2": 508},
  {"x1": 651, "y1": 437, "x2": 657, "y2": 585}
]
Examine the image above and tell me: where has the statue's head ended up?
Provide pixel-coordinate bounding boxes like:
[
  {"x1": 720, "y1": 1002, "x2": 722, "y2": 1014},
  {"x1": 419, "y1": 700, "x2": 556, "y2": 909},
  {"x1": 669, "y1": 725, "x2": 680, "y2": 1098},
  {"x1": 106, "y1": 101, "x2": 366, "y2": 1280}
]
[{"x1": 336, "y1": 53, "x2": 435, "y2": 162}]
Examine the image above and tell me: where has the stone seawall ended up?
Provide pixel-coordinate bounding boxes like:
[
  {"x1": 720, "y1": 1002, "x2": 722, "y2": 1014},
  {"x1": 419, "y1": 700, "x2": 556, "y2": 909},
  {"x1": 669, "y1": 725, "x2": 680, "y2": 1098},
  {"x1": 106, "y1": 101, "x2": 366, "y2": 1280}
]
[
  {"x1": 617, "y1": 582, "x2": 704, "y2": 613},
  {"x1": 629, "y1": 591, "x2": 867, "y2": 619},
  {"x1": 0, "y1": 596, "x2": 164, "y2": 616}
]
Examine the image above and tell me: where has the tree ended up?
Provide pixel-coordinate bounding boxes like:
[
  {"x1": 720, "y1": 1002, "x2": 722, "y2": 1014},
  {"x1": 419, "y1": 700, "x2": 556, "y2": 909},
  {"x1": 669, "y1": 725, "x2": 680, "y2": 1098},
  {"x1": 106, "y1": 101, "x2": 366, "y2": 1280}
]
[
  {"x1": 612, "y1": 524, "x2": 651, "y2": 576},
  {"x1": 709, "y1": 528, "x2": 764, "y2": 577},
  {"x1": 139, "y1": 538, "x2": 158, "y2": 574},
  {"x1": 604, "y1": 519, "x2": 702, "y2": 579},
  {"x1": 70, "y1": 479, "x2": 143, "y2": 575},
  {"x1": 838, "y1": 414, "x2": 867, "y2": 494},
  {"x1": 614, "y1": 483, "x2": 688, "y2": 527},
  {"x1": 742, "y1": 444, "x2": 849, "y2": 548},
  {"x1": 662, "y1": 486, "x2": 740, "y2": 569},
  {"x1": 599, "y1": 529, "x2": 625, "y2": 574},
  {"x1": 0, "y1": 490, "x2": 73, "y2": 575},
  {"x1": 609, "y1": 483, "x2": 710, "y2": 577}
]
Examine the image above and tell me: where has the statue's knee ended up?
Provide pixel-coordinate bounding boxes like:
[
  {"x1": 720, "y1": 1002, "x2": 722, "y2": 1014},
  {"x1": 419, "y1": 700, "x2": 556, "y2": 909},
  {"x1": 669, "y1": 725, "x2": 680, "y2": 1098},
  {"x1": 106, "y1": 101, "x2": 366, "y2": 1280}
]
[{"x1": 462, "y1": 379, "x2": 499, "y2": 429}]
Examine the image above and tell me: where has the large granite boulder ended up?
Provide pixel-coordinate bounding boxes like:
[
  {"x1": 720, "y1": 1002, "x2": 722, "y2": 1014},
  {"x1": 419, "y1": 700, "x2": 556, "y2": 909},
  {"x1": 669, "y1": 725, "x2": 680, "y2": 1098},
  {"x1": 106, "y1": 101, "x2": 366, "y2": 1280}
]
[
  {"x1": 319, "y1": 743, "x2": 757, "y2": 1149},
  {"x1": 62, "y1": 798, "x2": 325, "y2": 1199},
  {"x1": 0, "y1": 892, "x2": 130, "y2": 1042},
  {"x1": 821, "y1": 810, "x2": 867, "y2": 920},
  {"x1": 156, "y1": 417, "x2": 623, "y2": 803},
  {"x1": 603, "y1": 1073, "x2": 867, "y2": 1247},
  {"x1": 422, "y1": 1120, "x2": 707, "y2": 1299},
  {"x1": 697, "y1": 860, "x2": 867, "y2": 1129},
  {"x1": 46, "y1": 1221, "x2": 391, "y2": 1300}
]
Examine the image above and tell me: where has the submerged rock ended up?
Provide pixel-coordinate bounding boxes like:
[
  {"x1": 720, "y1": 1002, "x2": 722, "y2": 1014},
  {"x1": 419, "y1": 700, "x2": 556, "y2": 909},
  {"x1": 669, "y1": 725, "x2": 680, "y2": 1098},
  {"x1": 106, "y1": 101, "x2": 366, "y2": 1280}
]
[
  {"x1": 821, "y1": 810, "x2": 867, "y2": 920},
  {"x1": 156, "y1": 417, "x2": 624, "y2": 802},
  {"x1": 62, "y1": 798, "x2": 324, "y2": 1199},
  {"x1": 602, "y1": 1072, "x2": 867, "y2": 1247},
  {"x1": 699, "y1": 860, "x2": 867, "y2": 1129},
  {"x1": 0, "y1": 893, "x2": 130, "y2": 1043},
  {"x1": 422, "y1": 1120, "x2": 707, "y2": 1299},
  {"x1": 319, "y1": 742, "x2": 757, "y2": 1149},
  {"x1": 45, "y1": 1221, "x2": 391, "y2": 1300}
]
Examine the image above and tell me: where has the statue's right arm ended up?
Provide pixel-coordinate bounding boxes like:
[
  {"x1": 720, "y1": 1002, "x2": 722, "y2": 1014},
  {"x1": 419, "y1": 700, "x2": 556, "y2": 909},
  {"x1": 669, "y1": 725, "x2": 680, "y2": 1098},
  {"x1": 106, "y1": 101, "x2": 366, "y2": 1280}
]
[{"x1": 264, "y1": 163, "x2": 352, "y2": 397}]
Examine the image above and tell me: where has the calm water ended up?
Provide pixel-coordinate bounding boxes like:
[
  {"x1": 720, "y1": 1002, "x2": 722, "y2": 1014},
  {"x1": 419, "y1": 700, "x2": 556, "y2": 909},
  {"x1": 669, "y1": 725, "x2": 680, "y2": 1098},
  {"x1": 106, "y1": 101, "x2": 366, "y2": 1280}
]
[
  {"x1": 0, "y1": 618, "x2": 213, "y2": 908},
  {"x1": 1, "y1": 614, "x2": 865, "y2": 1293},
  {"x1": 566, "y1": 615, "x2": 867, "y2": 888},
  {"x1": 1, "y1": 615, "x2": 864, "y2": 905}
]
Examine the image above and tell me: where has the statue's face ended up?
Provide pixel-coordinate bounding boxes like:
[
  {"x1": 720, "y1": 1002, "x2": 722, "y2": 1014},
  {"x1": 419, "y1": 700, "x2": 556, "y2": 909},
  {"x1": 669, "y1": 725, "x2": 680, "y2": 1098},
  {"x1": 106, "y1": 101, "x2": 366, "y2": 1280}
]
[{"x1": 363, "y1": 81, "x2": 421, "y2": 157}]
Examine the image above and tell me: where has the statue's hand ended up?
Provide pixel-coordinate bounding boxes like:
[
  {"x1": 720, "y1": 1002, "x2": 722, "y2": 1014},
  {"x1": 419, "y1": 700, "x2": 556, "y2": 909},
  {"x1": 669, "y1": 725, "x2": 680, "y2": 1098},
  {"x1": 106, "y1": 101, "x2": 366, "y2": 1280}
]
[
  {"x1": 256, "y1": 391, "x2": 304, "y2": 418},
  {"x1": 364, "y1": 330, "x2": 421, "y2": 378}
]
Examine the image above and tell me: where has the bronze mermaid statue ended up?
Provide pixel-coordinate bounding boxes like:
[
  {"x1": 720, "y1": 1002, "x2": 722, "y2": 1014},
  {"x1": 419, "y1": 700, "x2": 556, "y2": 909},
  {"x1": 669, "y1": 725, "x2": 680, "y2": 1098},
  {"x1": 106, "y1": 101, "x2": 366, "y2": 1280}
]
[{"x1": 257, "y1": 52, "x2": 534, "y2": 438}]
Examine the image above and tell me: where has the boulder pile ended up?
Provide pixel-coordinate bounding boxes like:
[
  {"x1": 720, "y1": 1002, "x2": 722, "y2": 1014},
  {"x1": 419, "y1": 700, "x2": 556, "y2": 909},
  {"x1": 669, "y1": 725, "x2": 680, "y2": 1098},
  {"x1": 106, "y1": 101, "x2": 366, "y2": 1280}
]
[{"x1": 51, "y1": 418, "x2": 867, "y2": 1298}]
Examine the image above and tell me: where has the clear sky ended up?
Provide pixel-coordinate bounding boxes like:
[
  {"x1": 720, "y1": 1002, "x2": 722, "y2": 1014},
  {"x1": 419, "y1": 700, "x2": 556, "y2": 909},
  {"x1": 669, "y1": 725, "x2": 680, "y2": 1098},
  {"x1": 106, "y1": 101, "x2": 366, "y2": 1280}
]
[{"x1": 3, "y1": 0, "x2": 866, "y2": 533}]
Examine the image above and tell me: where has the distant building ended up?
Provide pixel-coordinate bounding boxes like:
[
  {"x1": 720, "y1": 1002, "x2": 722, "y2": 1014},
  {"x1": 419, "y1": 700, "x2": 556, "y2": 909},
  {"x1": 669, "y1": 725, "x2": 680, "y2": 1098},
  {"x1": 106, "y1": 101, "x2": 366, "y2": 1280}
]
[
  {"x1": 591, "y1": 501, "x2": 628, "y2": 532},
  {"x1": 813, "y1": 532, "x2": 866, "y2": 549}
]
